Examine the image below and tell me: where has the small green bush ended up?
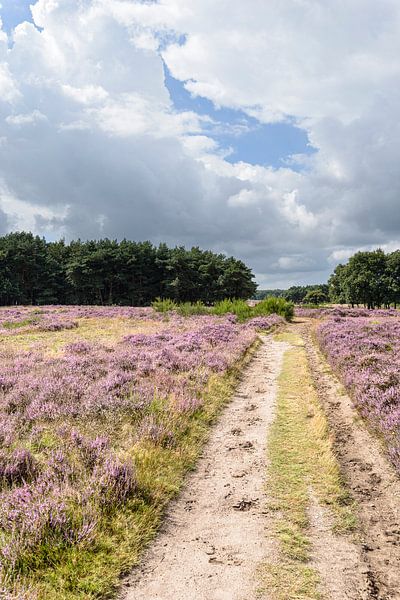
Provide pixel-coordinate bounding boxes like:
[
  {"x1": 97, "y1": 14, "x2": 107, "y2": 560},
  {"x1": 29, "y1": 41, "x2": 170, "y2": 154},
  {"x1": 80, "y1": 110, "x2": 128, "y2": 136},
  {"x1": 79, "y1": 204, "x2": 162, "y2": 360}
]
[
  {"x1": 177, "y1": 301, "x2": 209, "y2": 316},
  {"x1": 151, "y1": 298, "x2": 178, "y2": 313},
  {"x1": 253, "y1": 297, "x2": 294, "y2": 321},
  {"x1": 212, "y1": 299, "x2": 252, "y2": 322},
  {"x1": 152, "y1": 296, "x2": 294, "y2": 322}
]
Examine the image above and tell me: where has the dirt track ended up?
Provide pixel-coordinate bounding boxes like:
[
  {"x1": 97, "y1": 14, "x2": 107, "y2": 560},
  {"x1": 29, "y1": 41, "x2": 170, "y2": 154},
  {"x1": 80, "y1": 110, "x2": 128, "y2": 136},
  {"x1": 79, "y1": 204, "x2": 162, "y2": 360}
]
[
  {"x1": 121, "y1": 336, "x2": 287, "y2": 600},
  {"x1": 119, "y1": 321, "x2": 400, "y2": 600},
  {"x1": 300, "y1": 320, "x2": 400, "y2": 600}
]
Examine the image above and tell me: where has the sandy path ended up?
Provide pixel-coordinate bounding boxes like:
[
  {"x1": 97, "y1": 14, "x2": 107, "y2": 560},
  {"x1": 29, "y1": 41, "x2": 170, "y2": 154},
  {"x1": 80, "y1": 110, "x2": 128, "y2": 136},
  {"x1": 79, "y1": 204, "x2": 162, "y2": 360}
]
[{"x1": 120, "y1": 337, "x2": 287, "y2": 600}]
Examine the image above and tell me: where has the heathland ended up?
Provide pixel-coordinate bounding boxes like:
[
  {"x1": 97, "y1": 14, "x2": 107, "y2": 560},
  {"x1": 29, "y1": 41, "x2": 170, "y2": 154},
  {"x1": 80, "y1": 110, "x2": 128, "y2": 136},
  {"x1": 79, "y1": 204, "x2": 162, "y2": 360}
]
[{"x1": 1, "y1": 300, "x2": 400, "y2": 599}]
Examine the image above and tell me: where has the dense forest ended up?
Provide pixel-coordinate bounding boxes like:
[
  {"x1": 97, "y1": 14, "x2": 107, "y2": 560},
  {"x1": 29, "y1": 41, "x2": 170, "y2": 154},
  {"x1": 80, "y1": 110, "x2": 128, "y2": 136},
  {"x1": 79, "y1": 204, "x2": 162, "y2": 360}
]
[
  {"x1": 0, "y1": 232, "x2": 257, "y2": 306},
  {"x1": 329, "y1": 249, "x2": 400, "y2": 308}
]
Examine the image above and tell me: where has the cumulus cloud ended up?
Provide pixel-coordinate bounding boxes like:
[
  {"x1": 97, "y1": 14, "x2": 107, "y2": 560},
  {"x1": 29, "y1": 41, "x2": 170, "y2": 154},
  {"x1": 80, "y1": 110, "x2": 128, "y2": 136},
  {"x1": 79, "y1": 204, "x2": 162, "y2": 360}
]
[{"x1": 0, "y1": 0, "x2": 399, "y2": 286}]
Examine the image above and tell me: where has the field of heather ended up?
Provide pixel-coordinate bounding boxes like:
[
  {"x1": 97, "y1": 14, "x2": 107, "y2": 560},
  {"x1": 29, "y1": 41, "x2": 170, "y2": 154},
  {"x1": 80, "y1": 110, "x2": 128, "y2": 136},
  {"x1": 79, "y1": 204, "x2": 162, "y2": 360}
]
[
  {"x1": 296, "y1": 306, "x2": 400, "y2": 319},
  {"x1": 317, "y1": 315, "x2": 400, "y2": 474},
  {"x1": 0, "y1": 306, "x2": 282, "y2": 599}
]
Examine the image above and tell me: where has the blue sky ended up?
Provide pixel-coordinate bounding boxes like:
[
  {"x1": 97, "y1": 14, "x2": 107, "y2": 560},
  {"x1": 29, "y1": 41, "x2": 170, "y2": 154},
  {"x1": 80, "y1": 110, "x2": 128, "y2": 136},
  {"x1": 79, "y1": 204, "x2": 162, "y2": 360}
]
[
  {"x1": 0, "y1": 0, "x2": 314, "y2": 170},
  {"x1": 164, "y1": 68, "x2": 314, "y2": 167},
  {"x1": 0, "y1": 0, "x2": 32, "y2": 32}
]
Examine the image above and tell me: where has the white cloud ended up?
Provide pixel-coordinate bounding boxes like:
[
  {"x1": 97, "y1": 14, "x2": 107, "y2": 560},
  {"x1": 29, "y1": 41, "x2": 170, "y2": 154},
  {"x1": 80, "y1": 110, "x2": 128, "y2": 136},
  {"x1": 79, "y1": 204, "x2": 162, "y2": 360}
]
[
  {"x1": 6, "y1": 109, "x2": 47, "y2": 126},
  {"x1": 0, "y1": 1, "x2": 399, "y2": 287},
  {"x1": 159, "y1": 0, "x2": 400, "y2": 124},
  {"x1": 0, "y1": 62, "x2": 20, "y2": 102},
  {"x1": 280, "y1": 191, "x2": 317, "y2": 231},
  {"x1": 61, "y1": 84, "x2": 109, "y2": 105},
  {"x1": 277, "y1": 256, "x2": 315, "y2": 271}
]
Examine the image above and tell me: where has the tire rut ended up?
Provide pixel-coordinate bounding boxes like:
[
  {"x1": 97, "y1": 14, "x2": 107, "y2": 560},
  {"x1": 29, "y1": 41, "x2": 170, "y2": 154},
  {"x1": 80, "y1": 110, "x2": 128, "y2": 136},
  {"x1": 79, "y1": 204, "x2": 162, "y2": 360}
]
[{"x1": 297, "y1": 320, "x2": 400, "y2": 600}]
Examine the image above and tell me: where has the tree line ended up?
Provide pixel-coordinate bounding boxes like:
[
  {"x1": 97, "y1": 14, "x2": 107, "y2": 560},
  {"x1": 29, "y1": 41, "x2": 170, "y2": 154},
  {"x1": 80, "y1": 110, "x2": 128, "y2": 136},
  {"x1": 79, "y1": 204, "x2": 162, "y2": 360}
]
[
  {"x1": 257, "y1": 249, "x2": 400, "y2": 308},
  {"x1": 255, "y1": 285, "x2": 329, "y2": 304},
  {"x1": 329, "y1": 249, "x2": 400, "y2": 308},
  {"x1": 0, "y1": 232, "x2": 257, "y2": 306}
]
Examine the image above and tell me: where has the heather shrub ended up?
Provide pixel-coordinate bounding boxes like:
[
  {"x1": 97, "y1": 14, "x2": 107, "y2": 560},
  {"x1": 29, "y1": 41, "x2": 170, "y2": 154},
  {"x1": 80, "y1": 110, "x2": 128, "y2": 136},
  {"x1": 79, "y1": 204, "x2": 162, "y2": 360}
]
[
  {"x1": 2, "y1": 318, "x2": 38, "y2": 330},
  {"x1": 137, "y1": 415, "x2": 176, "y2": 447},
  {"x1": 0, "y1": 449, "x2": 37, "y2": 487},
  {"x1": 246, "y1": 315, "x2": 285, "y2": 331},
  {"x1": 93, "y1": 455, "x2": 136, "y2": 508},
  {"x1": 0, "y1": 482, "x2": 96, "y2": 572},
  {"x1": 317, "y1": 317, "x2": 400, "y2": 475}
]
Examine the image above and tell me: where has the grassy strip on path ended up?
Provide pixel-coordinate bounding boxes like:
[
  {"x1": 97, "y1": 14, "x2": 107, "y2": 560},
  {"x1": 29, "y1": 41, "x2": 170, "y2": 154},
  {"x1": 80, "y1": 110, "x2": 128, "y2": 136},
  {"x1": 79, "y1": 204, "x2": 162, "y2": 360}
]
[{"x1": 260, "y1": 332, "x2": 356, "y2": 600}]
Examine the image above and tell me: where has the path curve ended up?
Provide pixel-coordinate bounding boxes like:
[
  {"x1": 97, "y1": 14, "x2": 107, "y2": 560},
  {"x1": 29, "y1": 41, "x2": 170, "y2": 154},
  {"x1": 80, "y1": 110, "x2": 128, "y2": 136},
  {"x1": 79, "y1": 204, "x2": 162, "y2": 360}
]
[{"x1": 120, "y1": 337, "x2": 287, "y2": 600}]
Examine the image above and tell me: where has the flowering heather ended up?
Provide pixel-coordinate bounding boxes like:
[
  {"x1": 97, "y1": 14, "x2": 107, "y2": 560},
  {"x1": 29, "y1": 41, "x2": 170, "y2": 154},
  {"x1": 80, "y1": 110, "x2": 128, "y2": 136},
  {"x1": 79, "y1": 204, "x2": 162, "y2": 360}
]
[
  {"x1": 0, "y1": 305, "x2": 278, "y2": 597},
  {"x1": 296, "y1": 306, "x2": 399, "y2": 319},
  {"x1": 246, "y1": 314, "x2": 285, "y2": 331},
  {"x1": 317, "y1": 317, "x2": 400, "y2": 473}
]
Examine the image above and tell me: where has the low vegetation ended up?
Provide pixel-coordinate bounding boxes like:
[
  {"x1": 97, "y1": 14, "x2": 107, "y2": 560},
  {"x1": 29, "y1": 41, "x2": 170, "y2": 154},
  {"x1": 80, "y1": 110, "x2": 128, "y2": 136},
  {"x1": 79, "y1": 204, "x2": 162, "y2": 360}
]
[
  {"x1": 295, "y1": 306, "x2": 399, "y2": 319},
  {"x1": 253, "y1": 297, "x2": 294, "y2": 321},
  {"x1": 0, "y1": 305, "x2": 281, "y2": 599},
  {"x1": 317, "y1": 316, "x2": 400, "y2": 474},
  {"x1": 152, "y1": 297, "x2": 294, "y2": 322}
]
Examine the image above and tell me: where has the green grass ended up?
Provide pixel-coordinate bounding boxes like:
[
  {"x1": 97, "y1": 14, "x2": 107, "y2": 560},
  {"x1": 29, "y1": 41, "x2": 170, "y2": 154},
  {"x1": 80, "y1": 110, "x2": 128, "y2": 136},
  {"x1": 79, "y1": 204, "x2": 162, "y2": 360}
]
[
  {"x1": 18, "y1": 340, "x2": 261, "y2": 599},
  {"x1": 259, "y1": 332, "x2": 356, "y2": 599},
  {"x1": 2, "y1": 317, "x2": 39, "y2": 329}
]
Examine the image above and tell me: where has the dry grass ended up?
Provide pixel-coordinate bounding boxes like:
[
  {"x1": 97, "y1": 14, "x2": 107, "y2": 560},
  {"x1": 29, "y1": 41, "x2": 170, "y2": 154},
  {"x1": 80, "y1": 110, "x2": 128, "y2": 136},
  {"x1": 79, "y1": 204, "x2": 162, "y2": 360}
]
[{"x1": 0, "y1": 317, "x2": 166, "y2": 355}]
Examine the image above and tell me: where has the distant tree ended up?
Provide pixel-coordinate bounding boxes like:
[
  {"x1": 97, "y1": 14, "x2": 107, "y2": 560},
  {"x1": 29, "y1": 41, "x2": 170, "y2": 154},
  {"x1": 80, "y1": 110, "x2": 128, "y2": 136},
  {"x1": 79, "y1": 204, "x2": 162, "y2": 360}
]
[
  {"x1": 284, "y1": 284, "x2": 329, "y2": 304},
  {"x1": 327, "y1": 249, "x2": 394, "y2": 308},
  {"x1": 253, "y1": 289, "x2": 286, "y2": 300},
  {"x1": 302, "y1": 288, "x2": 329, "y2": 304},
  {"x1": 217, "y1": 257, "x2": 257, "y2": 299},
  {"x1": 386, "y1": 250, "x2": 400, "y2": 308},
  {"x1": 0, "y1": 232, "x2": 56, "y2": 305},
  {"x1": 328, "y1": 264, "x2": 347, "y2": 304},
  {"x1": 342, "y1": 249, "x2": 388, "y2": 308}
]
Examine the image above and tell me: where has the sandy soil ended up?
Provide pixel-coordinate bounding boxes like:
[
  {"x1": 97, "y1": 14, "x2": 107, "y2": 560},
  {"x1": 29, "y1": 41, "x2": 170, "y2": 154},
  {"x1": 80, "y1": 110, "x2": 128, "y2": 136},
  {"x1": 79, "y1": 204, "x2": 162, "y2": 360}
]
[
  {"x1": 308, "y1": 491, "x2": 369, "y2": 599},
  {"x1": 300, "y1": 320, "x2": 400, "y2": 600},
  {"x1": 120, "y1": 337, "x2": 287, "y2": 600}
]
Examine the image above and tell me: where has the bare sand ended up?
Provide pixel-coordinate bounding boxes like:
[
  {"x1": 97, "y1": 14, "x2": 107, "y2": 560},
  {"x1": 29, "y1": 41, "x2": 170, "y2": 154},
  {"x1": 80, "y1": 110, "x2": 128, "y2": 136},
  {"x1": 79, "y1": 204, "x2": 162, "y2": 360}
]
[{"x1": 120, "y1": 337, "x2": 287, "y2": 600}]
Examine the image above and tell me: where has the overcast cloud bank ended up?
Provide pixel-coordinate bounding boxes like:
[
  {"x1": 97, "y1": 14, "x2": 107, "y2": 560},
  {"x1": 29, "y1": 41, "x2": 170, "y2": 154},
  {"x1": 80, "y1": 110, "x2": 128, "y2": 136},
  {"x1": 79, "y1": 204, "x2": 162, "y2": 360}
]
[{"x1": 0, "y1": 0, "x2": 399, "y2": 287}]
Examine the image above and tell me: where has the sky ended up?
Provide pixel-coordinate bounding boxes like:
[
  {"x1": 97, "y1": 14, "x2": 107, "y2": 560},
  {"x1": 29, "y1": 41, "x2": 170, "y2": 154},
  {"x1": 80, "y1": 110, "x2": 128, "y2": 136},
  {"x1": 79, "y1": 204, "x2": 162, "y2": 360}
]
[{"x1": 0, "y1": 1, "x2": 399, "y2": 288}]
